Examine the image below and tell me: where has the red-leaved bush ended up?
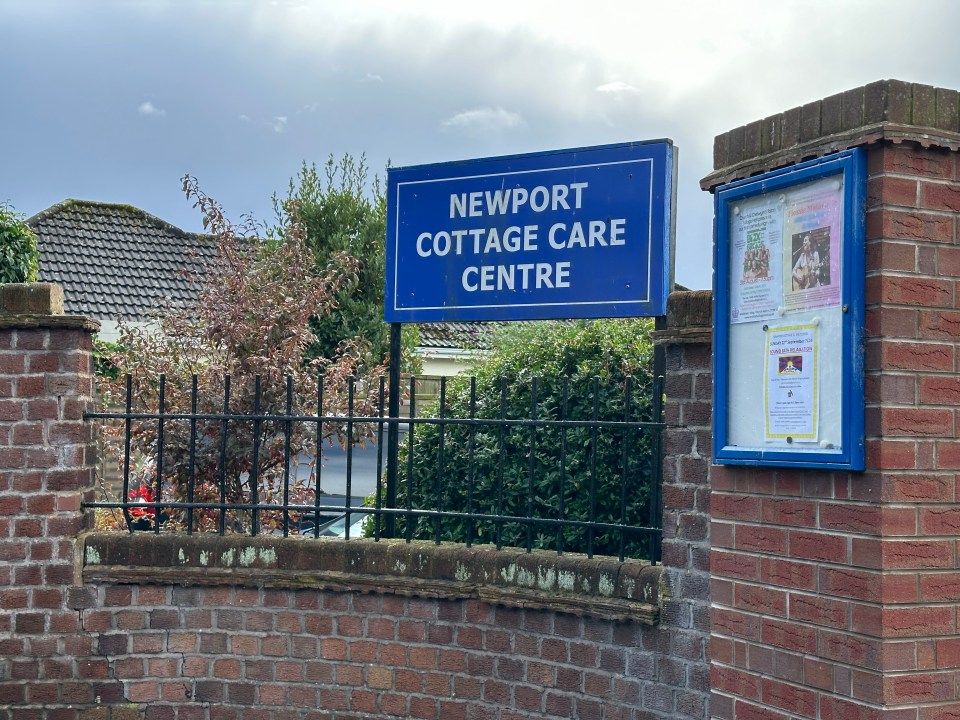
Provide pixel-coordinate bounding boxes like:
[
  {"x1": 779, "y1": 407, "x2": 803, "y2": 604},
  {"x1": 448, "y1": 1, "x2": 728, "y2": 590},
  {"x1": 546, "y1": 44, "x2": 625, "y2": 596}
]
[{"x1": 96, "y1": 176, "x2": 386, "y2": 533}]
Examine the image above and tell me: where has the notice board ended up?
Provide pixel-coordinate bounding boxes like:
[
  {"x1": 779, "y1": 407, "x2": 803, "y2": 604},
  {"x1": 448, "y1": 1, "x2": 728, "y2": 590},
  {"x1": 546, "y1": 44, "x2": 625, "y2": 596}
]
[{"x1": 713, "y1": 149, "x2": 866, "y2": 470}]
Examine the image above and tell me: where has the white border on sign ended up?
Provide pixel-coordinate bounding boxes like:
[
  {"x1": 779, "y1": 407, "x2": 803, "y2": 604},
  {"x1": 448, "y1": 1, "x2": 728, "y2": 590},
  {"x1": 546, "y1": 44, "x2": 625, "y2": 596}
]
[{"x1": 391, "y1": 158, "x2": 656, "y2": 313}]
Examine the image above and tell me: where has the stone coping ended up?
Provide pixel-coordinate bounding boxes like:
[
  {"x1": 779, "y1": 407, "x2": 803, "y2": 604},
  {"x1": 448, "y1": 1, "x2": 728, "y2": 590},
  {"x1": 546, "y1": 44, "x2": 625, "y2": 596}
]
[{"x1": 79, "y1": 533, "x2": 661, "y2": 624}]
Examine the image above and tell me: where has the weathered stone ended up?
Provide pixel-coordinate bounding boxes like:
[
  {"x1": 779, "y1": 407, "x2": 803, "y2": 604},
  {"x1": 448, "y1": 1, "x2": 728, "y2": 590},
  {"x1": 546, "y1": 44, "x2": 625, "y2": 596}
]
[{"x1": 0, "y1": 283, "x2": 64, "y2": 316}]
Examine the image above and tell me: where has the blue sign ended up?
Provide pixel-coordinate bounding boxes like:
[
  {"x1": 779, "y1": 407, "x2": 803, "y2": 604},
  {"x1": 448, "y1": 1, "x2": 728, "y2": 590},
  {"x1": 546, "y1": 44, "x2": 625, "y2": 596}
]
[{"x1": 384, "y1": 141, "x2": 675, "y2": 322}]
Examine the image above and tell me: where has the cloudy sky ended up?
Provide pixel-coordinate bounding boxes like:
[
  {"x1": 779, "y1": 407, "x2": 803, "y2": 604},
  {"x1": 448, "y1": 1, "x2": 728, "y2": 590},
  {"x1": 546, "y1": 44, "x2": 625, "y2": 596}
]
[{"x1": 3, "y1": 0, "x2": 958, "y2": 290}]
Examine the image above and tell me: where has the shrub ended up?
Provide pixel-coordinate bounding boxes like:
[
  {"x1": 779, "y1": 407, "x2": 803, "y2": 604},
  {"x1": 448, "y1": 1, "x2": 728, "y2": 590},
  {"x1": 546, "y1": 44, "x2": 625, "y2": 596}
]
[
  {"x1": 0, "y1": 202, "x2": 39, "y2": 283},
  {"x1": 378, "y1": 319, "x2": 657, "y2": 558},
  {"x1": 96, "y1": 177, "x2": 386, "y2": 534}
]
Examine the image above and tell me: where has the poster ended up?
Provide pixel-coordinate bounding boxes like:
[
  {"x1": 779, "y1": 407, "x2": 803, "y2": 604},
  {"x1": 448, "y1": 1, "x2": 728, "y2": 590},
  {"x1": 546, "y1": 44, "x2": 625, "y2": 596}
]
[
  {"x1": 729, "y1": 197, "x2": 783, "y2": 324},
  {"x1": 764, "y1": 324, "x2": 819, "y2": 441},
  {"x1": 782, "y1": 178, "x2": 843, "y2": 311}
]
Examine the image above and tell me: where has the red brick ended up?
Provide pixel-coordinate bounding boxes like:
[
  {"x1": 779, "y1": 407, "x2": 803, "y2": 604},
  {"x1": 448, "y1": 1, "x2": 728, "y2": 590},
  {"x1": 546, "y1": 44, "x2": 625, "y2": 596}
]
[
  {"x1": 869, "y1": 175, "x2": 919, "y2": 207},
  {"x1": 735, "y1": 525, "x2": 787, "y2": 555},
  {"x1": 804, "y1": 658, "x2": 835, "y2": 691},
  {"x1": 938, "y1": 441, "x2": 960, "y2": 469},
  {"x1": 878, "y1": 340, "x2": 955, "y2": 373},
  {"x1": 921, "y1": 376, "x2": 960, "y2": 405},
  {"x1": 762, "y1": 498, "x2": 816, "y2": 527},
  {"x1": 761, "y1": 558, "x2": 816, "y2": 592},
  {"x1": 878, "y1": 606, "x2": 955, "y2": 638},
  {"x1": 761, "y1": 677, "x2": 816, "y2": 716},
  {"x1": 789, "y1": 592, "x2": 849, "y2": 629},
  {"x1": 820, "y1": 630, "x2": 885, "y2": 671},
  {"x1": 865, "y1": 240, "x2": 917, "y2": 272},
  {"x1": 819, "y1": 567, "x2": 881, "y2": 602},
  {"x1": 866, "y1": 439, "x2": 917, "y2": 470},
  {"x1": 711, "y1": 665, "x2": 760, "y2": 700},
  {"x1": 920, "y1": 573, "x2": 960, "y2": 602},
  {"x1": 15, "y1": 375, "x2": 45, "y2": 397},
  {"x1": 881, "y1": 276, "x2": 954, "y2": 308},
  {"x1": 882, "y1": 538, "x2": 953, "y2": 569},
  {"x1": 865, "y1": 306, "x2": 918, "y2": 339},
  {"x1": 921, "y1": 506, "x2": 960, "y2": 534},
  {"x1": 885, "y1": 671, "x2": 955, "y2": 703},
  {"x1": 882, "y1": 407, "x2": 954, "y2": 437},
  {"x1": 940, "y1": 247, "x2": 960, "y2": 278},
  {"x1": 880, "y1": 144, "x2": 954, "y2": 178},
  {"x1": 818, "y1": 503, "x2": 881, "y2": 535},
  {"x1": 712, "y1": 608, "x2": 760, "y2": 641},
  {"x1": 877, "y1": 208, "x2": 955, "y2": 244},
  {"x1": 24, "y1": 399, "x2": 57, "y2": 420},
  {"x1": 935, "y1": 638, "x2": 960, "y2": 669},
  {"x1": 734, "y1": 584, "x2": 787, "y2": 617},
  {"x1": 712, "y1": 550, "x2": 760, "y2": 581},
  {"x1": 789, "y1": 531, "x2": 848, "y2": 563},
  {"x1": 923, "y1": 182, "x2": 960, "y2": 212}
]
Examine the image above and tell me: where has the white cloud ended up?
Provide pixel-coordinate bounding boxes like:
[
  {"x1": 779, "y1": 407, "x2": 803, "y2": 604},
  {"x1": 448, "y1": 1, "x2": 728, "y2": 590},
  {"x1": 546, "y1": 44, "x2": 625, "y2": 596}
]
[
  {"x1": 138, "y1": 101, "x2": 165, "y2": 117},
  {"x1": 271, "y1": 116, "x2": 288, "y2": 133},
  {"x1": 441, "y1": 107, "x2": 523, "y2": 133},
  {"x1": 362, "y1": 72, "x2": 383, "y2": 83},
  {"x1": 596, "y1": 81, "x2": 638, "y2": 94},
  {"x1": 238, "y1": 114, "x2": 251, "y2": 122}
]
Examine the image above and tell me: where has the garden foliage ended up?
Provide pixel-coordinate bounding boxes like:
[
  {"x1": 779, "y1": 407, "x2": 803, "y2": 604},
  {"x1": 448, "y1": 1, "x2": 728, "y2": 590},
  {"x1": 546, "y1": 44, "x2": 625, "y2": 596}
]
[
  {"x1": 379, "y1": 319, "x2": 657, "y2": 559},
  {"x1": 272, "y1": 155, "x2": 420, "y2": 371},
  {"x1": 0, "y1": 202, "x2": 39, "y2": 284},
  {"x1": 97, "y1": 177, "x2": 386, "y2": 533}
]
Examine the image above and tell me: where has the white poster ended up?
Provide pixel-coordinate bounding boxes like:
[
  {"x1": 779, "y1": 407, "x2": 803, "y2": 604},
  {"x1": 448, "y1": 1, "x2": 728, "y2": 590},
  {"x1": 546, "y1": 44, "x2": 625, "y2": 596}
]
[
  {"x1": 729, "y1": 197, "x2": 783, "y2": 324},
  {"x1": 764, "y1": 324, "x2": 819, "y2": 442}
]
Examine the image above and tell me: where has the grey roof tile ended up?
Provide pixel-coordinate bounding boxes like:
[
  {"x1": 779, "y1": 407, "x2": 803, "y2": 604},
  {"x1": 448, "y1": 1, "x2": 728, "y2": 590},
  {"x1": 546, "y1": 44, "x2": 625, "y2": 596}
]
[{"x1": 28, "y1": 199, "x2": 215, "y2": 321}]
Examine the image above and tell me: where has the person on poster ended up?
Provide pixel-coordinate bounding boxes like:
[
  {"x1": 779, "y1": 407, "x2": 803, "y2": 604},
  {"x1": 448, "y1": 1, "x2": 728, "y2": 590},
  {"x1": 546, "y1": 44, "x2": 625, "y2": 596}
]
[{"x1": 791, "y1": 234, "x2": 821, "y2": 290}]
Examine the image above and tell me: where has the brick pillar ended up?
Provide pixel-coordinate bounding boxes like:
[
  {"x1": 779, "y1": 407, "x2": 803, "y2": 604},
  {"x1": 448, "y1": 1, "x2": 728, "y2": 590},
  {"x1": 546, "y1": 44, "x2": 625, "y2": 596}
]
[
  {"x1": 0, "y1": 284, "x2": 101, "y2": 711},
  {"x1": 655, "y1": 289, "x2": 714, "y2": 719},
  {"x1": 703, "y1": 80, "x2": 960, "y2": 719}
]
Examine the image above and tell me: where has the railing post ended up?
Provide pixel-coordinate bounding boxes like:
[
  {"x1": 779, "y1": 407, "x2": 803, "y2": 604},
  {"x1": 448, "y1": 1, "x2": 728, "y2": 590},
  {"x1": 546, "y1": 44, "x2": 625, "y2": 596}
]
[{"x1": 384, "y1": 322, "x2": 402, "y2": 537}]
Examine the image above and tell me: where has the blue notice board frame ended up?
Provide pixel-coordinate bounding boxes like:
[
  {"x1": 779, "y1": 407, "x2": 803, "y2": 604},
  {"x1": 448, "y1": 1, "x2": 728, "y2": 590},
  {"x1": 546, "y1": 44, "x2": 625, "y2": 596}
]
[
  {"x1": 713, "y1": 149, "x2": 866, "y2": 470},
  {"x1": 385, "y1": 140, "x2": 676, "y2": 322}
]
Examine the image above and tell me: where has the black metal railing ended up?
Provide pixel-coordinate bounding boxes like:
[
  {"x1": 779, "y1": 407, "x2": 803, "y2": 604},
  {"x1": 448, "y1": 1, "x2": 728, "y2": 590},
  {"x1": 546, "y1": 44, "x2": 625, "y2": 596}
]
[{"x1": 84, "y1": 372, "x2": 665, "y2": 561}]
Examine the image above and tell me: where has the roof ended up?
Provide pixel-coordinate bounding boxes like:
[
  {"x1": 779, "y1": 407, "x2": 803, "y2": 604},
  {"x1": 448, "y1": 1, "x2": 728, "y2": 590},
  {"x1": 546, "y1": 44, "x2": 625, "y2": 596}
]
[
  {"x1": 416, "y1": 322, "x2": 500, "y2": 350},
  {"x1": 28, "y1": 199, "x2": 215, "y2": 321}
]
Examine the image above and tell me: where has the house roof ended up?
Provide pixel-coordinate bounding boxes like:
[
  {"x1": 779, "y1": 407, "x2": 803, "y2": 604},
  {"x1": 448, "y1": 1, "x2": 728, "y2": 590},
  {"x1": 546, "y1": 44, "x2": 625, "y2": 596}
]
[
  {"x1": 28, "y1": 199, "x2": 214, "y2": 321},
  {"x1": 416, "y1": 322, "x2": 500, "y2": 350}
]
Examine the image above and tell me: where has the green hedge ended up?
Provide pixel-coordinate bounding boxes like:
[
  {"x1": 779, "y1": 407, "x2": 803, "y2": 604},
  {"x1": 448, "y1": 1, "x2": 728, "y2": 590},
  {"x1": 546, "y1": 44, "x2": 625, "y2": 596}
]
[
  {"x1": 0, "y1": 203, "x2": 39, "y2": 284},
  {"x1": 377, "y1": 319, "x2": 658, "y2": 559}
]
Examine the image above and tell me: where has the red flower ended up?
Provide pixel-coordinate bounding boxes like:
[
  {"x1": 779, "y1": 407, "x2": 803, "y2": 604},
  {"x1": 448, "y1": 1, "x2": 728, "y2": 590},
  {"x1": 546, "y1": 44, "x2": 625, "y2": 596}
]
[{"x1": 128, "y1": 487, "x2": 156, "y2": 519}]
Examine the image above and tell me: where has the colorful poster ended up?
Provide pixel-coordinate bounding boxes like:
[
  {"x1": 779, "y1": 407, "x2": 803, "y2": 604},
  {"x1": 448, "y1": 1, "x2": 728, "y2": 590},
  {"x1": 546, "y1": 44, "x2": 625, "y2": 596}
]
[
  {"x1": 764, "y1": 324, "x2": 819, "y2": 441},
  {"x1": 782, "y1": 177, "x2": 842, "y2": 311},
  {"x1": 729, "y1": 197, "x2": 783, "y2": 324}
]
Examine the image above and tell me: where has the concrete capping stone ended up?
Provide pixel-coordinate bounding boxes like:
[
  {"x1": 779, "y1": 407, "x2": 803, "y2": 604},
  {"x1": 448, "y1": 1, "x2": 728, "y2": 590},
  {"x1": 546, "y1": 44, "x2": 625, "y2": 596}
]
[
  {"x1": 79, "y1": 532, "x2": 662, "y2": 624},
  {"x1": 651, "y1": 291, "x2": 714, "y2": 350},
  {"x1": 0, "y1": 314, "x2": 101, "y2": 332},
  {"x1": 0, "y1": 282, "x2": 64, "y2": 316},
  {"x1": 0, "y1": 282, "x2": 99, "y2": 331}
]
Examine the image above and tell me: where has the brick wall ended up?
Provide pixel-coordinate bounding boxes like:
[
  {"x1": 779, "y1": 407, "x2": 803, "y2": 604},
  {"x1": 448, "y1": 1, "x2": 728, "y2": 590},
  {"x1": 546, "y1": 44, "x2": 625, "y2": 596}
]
[
  {"x1": 656, "y1": 290, "x2": 714, "y2": 719},
  {"x1": 0, "y1": 289, "x2": 711, "y2": 719},
  {"x1": 0, "y1": 310, "x2": 101, "y2": 709},
  {"x1": 706, "y1": 81, "x2": 960, "y2": 719}
]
